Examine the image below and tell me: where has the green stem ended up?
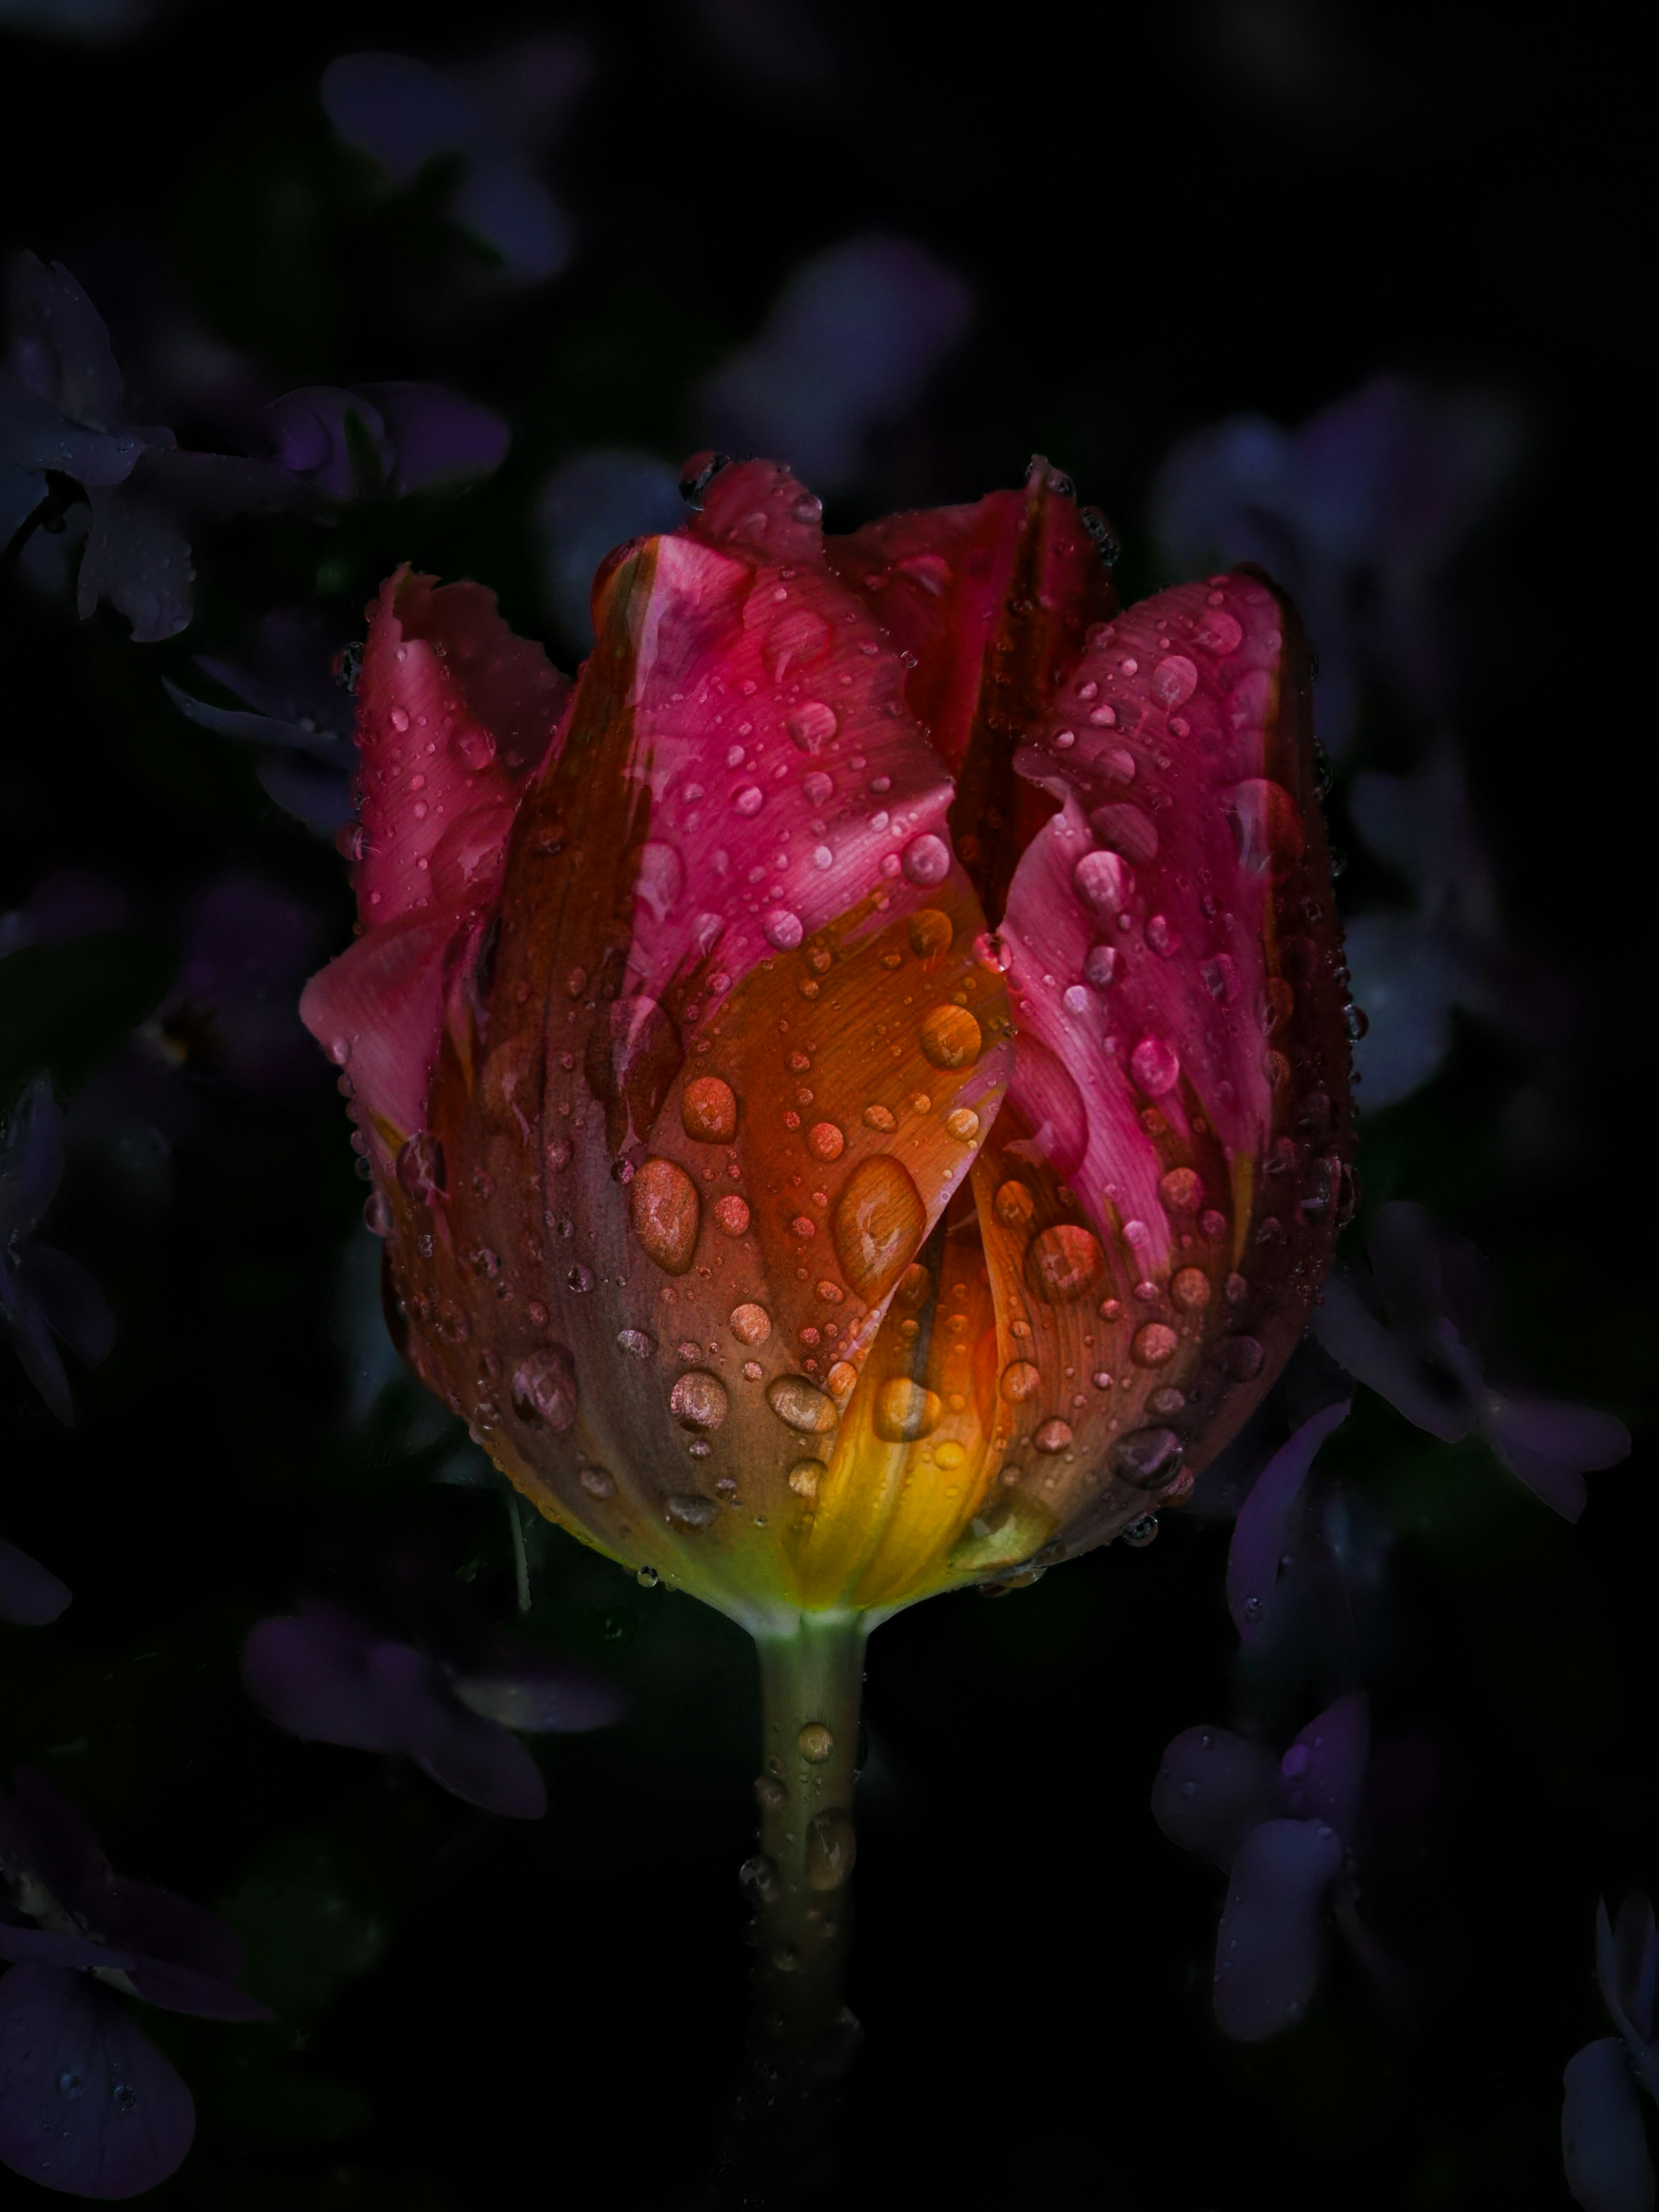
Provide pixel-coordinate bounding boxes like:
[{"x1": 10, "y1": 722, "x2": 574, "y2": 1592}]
[{"x1": 748, "y1": 1611, "x2": 868, "y2": 2047}]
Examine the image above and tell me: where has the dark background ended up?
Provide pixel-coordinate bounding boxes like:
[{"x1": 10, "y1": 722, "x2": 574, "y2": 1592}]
[{"x1": 1, "y1": 2, "x2": 1649, "y2": 2205}]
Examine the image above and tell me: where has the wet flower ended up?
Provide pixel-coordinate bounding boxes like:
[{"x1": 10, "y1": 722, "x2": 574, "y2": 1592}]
[
  {"x1": 1313, "y1": 1200, "x2": 1629, "y2": 1519},
  {"x1": 241, "y1": 1590, "x2": 623, "y2": 1819},
  {"x1": 301, "y1": 453, "x2": 1354, "y2": 1630},
  {"x1": 0, "y1": 1768, "x2": 270, "y2": 2198},
  {"x1": 1, "y1": 1078, "x2": 114, "y2": 1424},
  {"x1": 0, "y1": 254, "x2": 297, "y2": 642},
  {"x1": 1152, "y1": 1693, "x2": 1369, "y2": 2040},
  {"x1": 321, "y1": 39, "x2": 588, "y2": 284},
  {"x1": 1563, "y1": 1893, "x2": 1658, "y2": 2212},
  {"x1": 299, "y1": 454, "x2": 1353, "y2": 2037}
]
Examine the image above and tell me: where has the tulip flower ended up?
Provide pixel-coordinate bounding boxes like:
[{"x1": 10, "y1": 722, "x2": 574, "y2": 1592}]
[{"x1": 301, "y1": 453, "x2": 1353, "y2": 2042}]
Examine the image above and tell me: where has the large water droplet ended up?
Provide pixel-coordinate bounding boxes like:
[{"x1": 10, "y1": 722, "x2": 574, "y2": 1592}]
[
  {"x1": 1226, "y1": 779, "x2": 1305, "y2": 880},
  {"x1": 995, "y1": 1179, "x2": 1035, "y2": 1230},
  {"x1": 586, "y1": 995, "x2": 683, "y2": 1154},
  {"x1": 1084, "y1": 943, "x2": 1119, "y2": 988},
  {"x1": 909, "y1": 909, "x2": 953, "y2": 957},
  {"x1": 713, "y1": 1194, "x2": 751, "y2": 1235},
  {"x1": 1171, "y1": 1267, "x2": 1211, "y2": 1312},
  {"x1": 1130, "y1": 1035, "x2": 1181, "y2": 1095},
  {"x1": 665, "y1": 1493, "x2": 718, "y2": 1529},
  {"x1": 671, "y1": 1370, "x2": 729, "y2": 1430},
  {"x1": 874, "y1": 1377, "x2": 942, "y2": 1442},
  {"x1": 1001, "y1": 1360, "x2": 1042, "y2": 1402},
  {"x1": 1160, "y1": 1168, "x2": 1202, "y2": 1212},
  {"x1": 630, "y1": 1158, "x2": 701, "y2": 1274},
  {"x1": 1090, "y1": 802, "x2": 1160, "y2": 864},
  {"x1": 1195, "y1": 607, "x2": 1243, "y2": 655},
  {"x1": 832, "y1": 1156, "x2": 925, "y2": 1302},
  {"x1": 635, "y1": 842, "x2": 684, "y2": 923},
  {"x1": 765, "y1": 610, "x2": 832, "y2": 681},
  {"x1": 730, "y1": 1302, "x2": 772, "y2": 1345},
  {"x1": 1026, "y1": 1224, "x2": 1103, "y2": 1303},
  {"x1": 787, "y1": 701, "x2": 839, "y2": 752},
  {"x1": 920, "y1": 1005, "x2": 981, "y2": 1068},
  {"x1": 1111, "y1": 1426, "x2": 1185, "y2": 1488},
  {"x1": 1034, "y1": 1417, "x2": 1073, "y2": 1452},
  {"x1": 805, "y1": 1808, "x2": 856, "y2": 1890},
  {"x1": 1152, "y1": 655, "x2": 1198, "y2": 709},
  {"x1": 682, "y1": 1074, "x2": 738, "y2": 1143},
  {"x1": 788, "y1": 1459, "x2": 823, "y2": 1496},
  {"x1": 767, "y1": 1373, "x2": 839, "y2": 1434},
  {"x1": 1131, "y1": 1322, "x2": 1179, "y2": 1367},
  {"x1": 1073, "y1": 849, "x2": 1134, "y2": 914},
  {"x1": 807, "y1": 1120, "x2": 845, "y2": 1162},
  {"x1": 512, "y1": 1348, "x2": 578, "y2": 1430},
  {"x1": 798, "y1": 1722, "x2": 835, "y2": 1762},
  {"x1": 618, "y1": 1327, "x2": 658, "y2": 1357},
  {"x1": 763, "y1": 907, "x2": 804, "y2": 951},
  {"x1": 901, "y1": 833, "x2": 950, "y2": 886}
]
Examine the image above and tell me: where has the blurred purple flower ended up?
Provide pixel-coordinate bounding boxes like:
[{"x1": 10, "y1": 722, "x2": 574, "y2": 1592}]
[
  {"x1": 321, "y1": 40, "x2": 589, "y2": 284},
  {"x1": 0, "y1": 255, "x2": 298, "y2": 642},
  {"x1": 1313, "y1": 1201, "x2": 1630, "y2": 1519},
  {"x1": 149, "y1": 876, "x2": 324, "y2": 1090},
  {"x1": 1, "y1": 1079, "x2": 114, "y2": 1424},
  {"x1": 0, "y1": 1536, "x2": 70, "y2": 1627},
  {"x1": 0, "y1": 1768, "x2": 270, "y2": 2199},
  {"x1": 698, "y1": 236, "x2": 973, "y2": 493},
  {"x1": 1152, "y1": 1694, "x2": 1369, "y2": 2040},
  {"x1": 1152, "y1": 376, "x2": 1517, "y2": 754},
  {"x1": 1227, "y1": 1399, "x2": 1352, "y2": 1642},
  {"x1": 264, "y1": 381, "x2": 509, "y2": 501},
  {"x1": 164, "y1": 608, "x2": 356, "y2": 834},
  {"x1": 1343, "y1": 745, "x2": 1567, "y2": 1106},
  {"x1": 0, "y1": 871, "x2": 133, "y2": 960},
  {"x1": 1562, "y1": 1894, "x2": 1658, "y2": 2212},
  {"x1": 536, "y1": 448, "x2": 686, "y2": 648},
  {"x1": 242, "y1": 1594, "x2": 624, "y2": 1819}
]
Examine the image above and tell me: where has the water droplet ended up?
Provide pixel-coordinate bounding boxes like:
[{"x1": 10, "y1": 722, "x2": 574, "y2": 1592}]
[
  {"x1": 862, "y1": 1104, "x2": 897, "y2": 1132},
  {"x1": 788, "y1": 1459, "x2": 823, "y2": 1496},
  {"x1": 803, "y1": 769, "x2": 834, "y2": 806},
  {"x1": 874, "y1": 1377, "x2": 942, "y2": 1441},
  {"x1": 807, "y1": 1120, "x2": 845, "y2": 1161},
  {"x1": 1073, "y1": 849, "x2": 1134, "y2": 914},
  {"x1": 1130, "y1": 1036, "x2": 1181, "y2": 1095},
  {"x1": 1195, "y1": 607, "x2": 1243, "y2": 655},
  {"x1": 1264, "y1": 977, "x2": 1295, "y2": 1032},
  {"x1": 56, "y1": 2072, "x2": 84, "y2": 2102},
  {"x1": 1221, "y1": 1335, "x2": 1265, "y2": 1379},
  {"x1": 766, "y1": 1374, "x2": 839, "y2": 1433},
  {"x1": 630, "y1": 1158, "x2": 701, "y2": 1274},
  {"x1": 1226, "y1": 779, "x2": 1305, "y2": 879},
  {"x1": 762, "y1": 907, "x2": 804, "y2": 951},
  {"x1": 1001, "y1": 1360, "x2": 1042, "y2": 1402},
  {"x1": 945, "y1": 1107, "x2": 980, "y2": 1142},
  {"x1": 1345, "y1": 1003, "x2": 1369, "y2": 1041},
  {"x1": 797, "y1": 1722, "x2": 834, "y2": 1762},
  {"x1": 994, "y1": 1180, "x2": 1035, "y2": 1230},
  {"x1": 1026, "y1": 1224, "x2": 1103, "y2": 1303},
  {"x1": 1171, "y1": 1267, "x2": 1211, "y2": 1312},
  {"x1": 1151, "y1": 655, "x2": 1198, "y2": 709},
  {"x1": 739, "y1": 1852, "x2": 781, "y2": 1904},
  {"x1": 586, "y1": 995, "x2": 684, "y2": 1155},
  {"x1": 618, "y1": 1327, "x2": 658, "y2": 1357},
  {"x1": 579, "y1": 1466, "x2": 614, "y2": 1497},
  {"x1": 682, "y1": 1074, "x2": 738, "y2": 1144},
  {"x1": 973, "y1": 930, "x2": 1012, "y2": 973},
  {"x1": 363, "y1": 1189, "x2": 392, "y2": 1237},
  {"x1": 765, "y1": 610, "x2": 831, "y2": 681},
  {"x1": 1033, "y1": 1417, "x2": 1073, "y2": 1452},
  {"x1": 458, "y1": 726, "x2": 496, "y2": 770},
  {"x1": 714, "y1": 1194, "x2": 752, "y2": 1235},
  {"x1": 671, "y1": 1370, "x2": 729, "y2": 1431},
  {"x1": 1084, "y1": 944, "x2": 1119, "y2": 988},
  {"x1": 635, "y1": 841, "x2": 684, "y2": 922},
  {"x1": 806, "y1": 1808, "x2": 856, "y2": 1890},
  {"x1": 730, "y1": 1302, "x2": 772, "y2": 1345},
  {"x1": 511, "y1": 1348, "x2": 578, "y2": 1430},
  {"x1": 1111, "y1": 1426, "x2": 1185, "y2": 1488},
  {"x1": 909, "y1": 909, "x2": 953, "y2": 957},
  {"x1": 1145, "y1": 914, "x2": 1180, "y2": 958},
  {"x1": 831, "y1": 1155, "x2": 925, "y2": 1302},
  {"x1": 919, "y1": 1005, "x2": 981, "y2": 1068},
  {"x1": 395, "y1": 1131, "x2": 447, "y2": 1203},
  {"x1": 1131, "y1": 1322, "x2": 1179, "y2": 1367},
  {"x1": 1160, "y1": 1168, "x2": 1202, "y2": 1213},
  {"x1": 735, "y1": 785, "x2": 764, "y2": 816},
  {"x1": 666, "y1": 1493, "x2": 718, "y2": 1529},
  {"x1": 901, "y1": 832, "x2": 951, "y2": 886},
  {"x1": 1090, "y1": 801, "x2": 1160, "y2": 864},
  {"x1": 787, "y1": 701, "x2": 839, "y2": 752},
  {"x1": 113, "y1": 2085, "x2": 138, "y2": 2114},
  {"x1": 637, "y1": 1566, "x2": 660, "y2": 1588},
  {"x1": 389, "y1": 705, "x2": 410, "y2": 733}
]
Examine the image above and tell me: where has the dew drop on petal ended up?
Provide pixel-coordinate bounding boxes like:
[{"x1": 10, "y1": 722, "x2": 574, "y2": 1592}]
[
  {"x1": 1131, "y1": 1322, "x2": 1179, "y2": 1367},
  {"x1": 618, "y1": 1327, "x2": 658, "y2": 1357},
  {"x1": 1084, "y1": 944, "x2": 1119, "y2": 988},
  {"x1": 787, "y1": 701, "x2": 839, "y2": 752},
  {"x1": 1001, "y1": 1361, "x2": 1042, "y2": 1402},
  {"x1": 1160, "y1": 1168, "x2": 1202, "y2": 1212},
  {"x1": 763, "y1": 907, "x2": 804, "y2": 951},
  {"x1": 1034, "y1": 1418, "x2": 1074, "y2": 1452},
  {"x1": 666, "y1": 1494, "x2": 718, "y2": 1529},
  {"x1": 807, "y1": 1120, "x2": 845, "y2": 1161},
  {"x1": 766, "y1": 1374, "x2": 839, "y2": 1434},
  {"x1": 1027, "y1": 1224, "x2": 1104, "y2": 1303},
  {"x1": 630, "y1": 1158, "x2": 701, "y2": 1274},
  {"x1": 1171, "y1": 1267, "x2": 1211, "y2": 1312},
  {"x1": 1073, "y1": 849, "x2": 1134, "y2": 914},
  {"x1": 832, "y1": 1156, "x2": 926, "y2": 1302},
  {"x1": 512, "y1": 1348, "x2": 578, "y2": 1430},
  {"x1": 1130, "y1": 1036, "x2": 1180, "y2": 1095},
  {"x1": 713, "y1": 1194, "x2": 751, "y2": 1236},
  {"x1": 730, "y1": 1302, "x2": 772, "y2": 1345},
  {"x1": 671, "y1": 1370, "x2": 729, "y2": 1431},
  {"x1": 683, "y1": 1074, "x2": 738, "y2": 1143},
  {"x1": 909, "y1": 908, "x2": 953, "y2": 957},
  {"x1": 901, "y1": 832, "x2": 951, "y2": 886},
  {"x1": 1226, "y1": 779, "x2": 1306, "y2": 880},
  {"x1": 874, "y1": 1377, "x2": 943, "y2": 1441},
  {"x1": 1152, "y1": 655, "x2": 1198, "y2": 709},
  {"x1": 920, "y1": 1005, "x2": 981, "y2": 1068}
]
